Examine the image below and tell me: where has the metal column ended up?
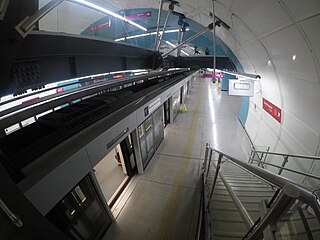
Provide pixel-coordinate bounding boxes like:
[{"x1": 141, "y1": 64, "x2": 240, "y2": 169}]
[
  {"x1": 156, "y1": 1, "x2": 176, "y2": 52},
  {"x1": 162, "y1": 22, "x2": 214, "y2": 58},
  {"x1": 154, "y1": 0, "x2": 164, "y2": 51}
]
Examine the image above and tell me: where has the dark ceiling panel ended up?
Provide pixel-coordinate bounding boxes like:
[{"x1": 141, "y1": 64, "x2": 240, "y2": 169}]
[{"x1": 1, "y1": 33, "x2": 155, "y2": 96}]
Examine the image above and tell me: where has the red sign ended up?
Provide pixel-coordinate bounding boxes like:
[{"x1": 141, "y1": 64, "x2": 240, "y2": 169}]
[
  {"x1": 112, "y1": 74, "x2": 125, "y2": 79},
  {"x1": 214, "y1": 73, "x2": 224, "y2": 78},
  {"x1": 91, "y1": 21, "x2": 111, "y2": 32},
  {"x1": 125, "y1": 11, "x2": 152, "y2": 21},
  {"x1": 202, "y1": 73, "x2": 224, "y2": 78},
  {"x1": 262, "y1": 98, "x2": 282, "y2": 123}
]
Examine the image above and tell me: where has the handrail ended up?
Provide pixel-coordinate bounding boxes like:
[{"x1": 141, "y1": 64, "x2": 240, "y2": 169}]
[
  {"x1": 195, "y1": 173, "x2": 211, "y2": 240},
  {"x1": 245, "y1": 184, "x2": 301, "y2": 240},
  {"x1": 251, "y1": 149, "x2": 320, "y2": 185},
  {"x1": 208, "y1": 147, "x2": 320, "y2": 223},
  {"x1": 195, "y1": 146, "x2": 212, "y2": 240},
  {"x1": 251, "y1": 159, "x2": 320, "y2": 181},
  {"x1": 253, "y1": 150, "x2": 320, "y2": 160},
  {"x1": 218, "y1": 170, "x2": 254, "y2": 229},
  {"x1": 195, "y1": 172, "x2": 205, "y2": 240}
]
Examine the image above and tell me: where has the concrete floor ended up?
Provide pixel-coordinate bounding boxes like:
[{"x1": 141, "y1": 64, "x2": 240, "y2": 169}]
[{"x1": 103, "y1": 77, "x2": 252, "y2": 240}]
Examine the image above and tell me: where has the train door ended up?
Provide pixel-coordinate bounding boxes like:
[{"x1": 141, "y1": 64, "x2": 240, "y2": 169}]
[
  {"x1": 153, "y1": 106, "x2": 164, "y2": 150},
  {"x1": 119, "y1": 134, "x2": 136, "y2": 177},
  {"x1": 138, "y1": 116, "x2": 154, "y2": 169},
  {"x1": 172, "y1": 90, "x2": 181, "y2": 121},
  {"x1": 163, "y1": 99, "x2": 170, "y2": 127},
  {"x1": 0, "y1": 164, "x2": 69, "y2": 240},
  {"x1": 93, "y1": 135, "x2": 136, "y2": 208},
  {"x1": 187, "y1": 81, "x2": 190, "y2": 94},
  {"x1": 138, "y1": 106, "x2": 164, "y2": 170},
  {"x1": 46, "y1": 175, "x2": 112, "y2": 240}
]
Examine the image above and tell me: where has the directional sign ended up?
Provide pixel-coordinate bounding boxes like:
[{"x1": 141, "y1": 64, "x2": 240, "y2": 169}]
[
  {"x1": 91, "y1": 20, "x2": 111, "y2": 32},
  {"x1": 262, "y1": 98, "x2": 282, "y2": 123},
  {"x1": 125, "y1": 11, "x2": 152, "y2": 21},
  {"x1": 202, "y1": 73, "x2": 224, "y2": 78}
]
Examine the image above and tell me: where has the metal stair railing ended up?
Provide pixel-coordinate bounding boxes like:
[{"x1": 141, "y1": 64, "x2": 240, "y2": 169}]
[
  {"x1": 203, "y1": 144, "x2": 320, "y2": 240},
  {"x1": 195, "y1": 143, "x2": 212, "y2": 240},
  {"x1": 249, "y1": 150, "x2": 320, "y2": 183}
]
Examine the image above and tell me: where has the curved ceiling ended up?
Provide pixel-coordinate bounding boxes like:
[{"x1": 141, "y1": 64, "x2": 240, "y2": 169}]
[
  {"x1": 97, "y1": 0, "x2": 320, "y2": 158},
  {"x1": 3, "y1": 0, "x2": 320, "y2": 158}
]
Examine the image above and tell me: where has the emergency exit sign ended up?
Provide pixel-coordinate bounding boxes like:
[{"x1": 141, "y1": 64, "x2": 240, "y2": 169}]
[{"x1": 262, "y1": 98, "x2": 282, "y2": 123}]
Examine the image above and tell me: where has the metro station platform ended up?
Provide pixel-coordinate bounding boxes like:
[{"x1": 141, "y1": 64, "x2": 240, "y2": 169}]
[{"x1": 103, "y1": 77, "x2": 252, "y2": 240}]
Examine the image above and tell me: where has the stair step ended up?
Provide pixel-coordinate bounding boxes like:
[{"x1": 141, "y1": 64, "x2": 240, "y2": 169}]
[
  {"x1": 222, "y1": 179, "x2": 265, "y2": 184},
  {"x1": 227, "y1": 183, "x2": 274, "y2": 188},
  {"x1": 214, "y1": 185, "x2": 273, "y2": 191},
  {"x1": 211, "y1": 220, "x2": 248, "y2": 234},
  {"x1": 211, "y1": 196, "x2": 271, "y2": 204},
  {"x1": 211, "y1": 230, "x2": 247, "y2": 240},
  {"x1": 210, "y1": 209, "x2": 245, "y2": 221},
  {"x1": 221, "y1": 175, "x2": 258, "y2": 179},
  {"x1": 213, "y1": 190, "x2": 274, "y2": 197},
  {"x1": 231, "y1": 188, "x2": 275, "y2": 193}
]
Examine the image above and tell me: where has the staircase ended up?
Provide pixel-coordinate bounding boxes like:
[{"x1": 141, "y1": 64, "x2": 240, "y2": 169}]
[
  {"x1": 203, "y1": 151, "x2": 320, "y2": 240},
  {"x1": 206, "y1": 159, "x2": 276, "y2": 239}
]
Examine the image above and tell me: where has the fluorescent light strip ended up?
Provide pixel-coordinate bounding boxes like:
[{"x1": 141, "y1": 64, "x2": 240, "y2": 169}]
[
  {"x1": 70, "y1": 0, "x2": 147, "y2": 31},
  {"x1": 181, "y1": 51, "x2": 190, "y2": 57},
  {"x1": 165, "y1": 40, "x2": 175, "y2": 48},
  {"x1": 165, "y1": 41, "x2": 189, "y2": 56},
  {"x1": 114, "y1": 28, "x2": 189, "y2": 42},
  {"x1": 1, "y1": 69, "x2": 147, "y2": 120},
  {"x1": 55, "y1": 69, "x2": 148, "y2": 85}
]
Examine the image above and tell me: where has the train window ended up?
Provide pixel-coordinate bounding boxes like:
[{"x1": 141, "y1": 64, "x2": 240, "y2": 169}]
[
  {"x1": 138, "y1": 125, "x2": 144, "y2": 138},
  {"x1": 21, "y1": 116, "x2": 36, "y2": 127},
  {"x1": 144, "y1": 117, "x2": 153, "y2": 132},
  {"x1": 4, "y1": 123, "x2": 21, "y2": 135},
  {"x1": 36, "y1": 109, "x2": 53, "y2": 119}
]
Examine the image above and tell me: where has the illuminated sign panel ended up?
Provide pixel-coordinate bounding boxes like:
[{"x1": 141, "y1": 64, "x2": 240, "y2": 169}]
[
  {"x1": 91, "y1": 20, "x2": 111, "y2": 32},
  {"x1": 228, "y1": 79, "x2": 254, "y2": 97},
  {"x1": 125, "y1": 11, "x2": 152, "y2": 21}
]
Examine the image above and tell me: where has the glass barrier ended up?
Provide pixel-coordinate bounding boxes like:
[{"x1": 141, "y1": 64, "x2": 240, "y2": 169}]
[{"x1": 275, "y1": 204, "x2": 320, "y2": 239}]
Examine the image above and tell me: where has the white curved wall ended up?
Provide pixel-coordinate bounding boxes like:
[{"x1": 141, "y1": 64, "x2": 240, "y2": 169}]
[{"x1": 212, "y1": 0, "x2": 320, "y2": 187}]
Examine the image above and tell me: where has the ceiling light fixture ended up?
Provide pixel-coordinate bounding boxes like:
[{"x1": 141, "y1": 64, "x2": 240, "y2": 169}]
[
  {"x1": 165, "y1": 41, "x2": 189, "y2": 56},
  {"x1": 114, "y1": 28, "x2": 189, "y2": 42},
  {"x1": 70, "y1": 0, "x2": 147, "y2": 31}
]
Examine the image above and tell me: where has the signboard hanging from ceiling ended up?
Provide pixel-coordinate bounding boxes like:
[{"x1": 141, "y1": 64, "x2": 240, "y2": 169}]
[
  {"x1": 228, "y1": 79, "x2": 254, "y2": 97},
  {"x1": 125, "y1": 11, "x2": 152, "y2": 21},
  {"x1": 91, "y1": 19, "x2": 111, "y2": 32},
  {"x1": 262, "y1": 98, "x2": 282, "y2": 123}
]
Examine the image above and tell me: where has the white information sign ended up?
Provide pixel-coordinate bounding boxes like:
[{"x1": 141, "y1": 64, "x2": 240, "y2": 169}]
[{"x1": 228, "y1": 79, "x2": 254, "y2": 97}]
